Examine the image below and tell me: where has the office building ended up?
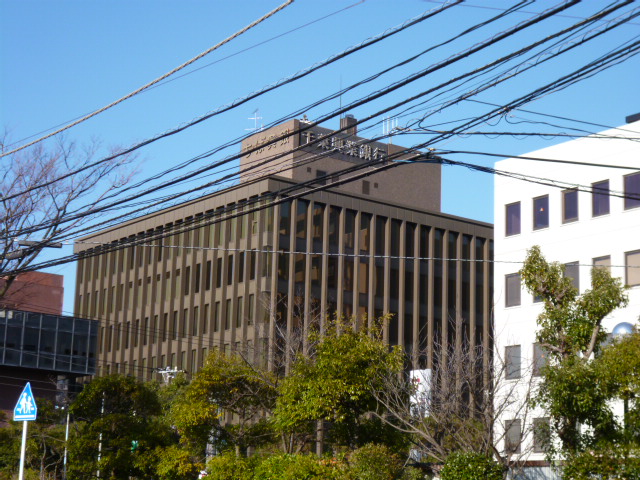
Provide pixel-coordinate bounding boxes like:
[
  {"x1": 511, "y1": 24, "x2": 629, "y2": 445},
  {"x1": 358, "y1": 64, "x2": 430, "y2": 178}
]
[
  {"x1": 0, "y1": 272, "x2": 98, "y2": 414},
  {"x1": 74, "y1": 117, "x2": 493, "y2": 385},
  {"x1": 493, "y1": 116, "x2": 640, "y2": 475}
]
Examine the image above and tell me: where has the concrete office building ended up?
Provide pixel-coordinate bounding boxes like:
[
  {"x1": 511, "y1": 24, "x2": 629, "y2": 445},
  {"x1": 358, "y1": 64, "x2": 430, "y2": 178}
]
[
  {"x1": 74, "y1": 117, "x2": 493, "y2": 383},
  {"x1": 493, "y1": 116, "x2": 640, "y2": 475}
]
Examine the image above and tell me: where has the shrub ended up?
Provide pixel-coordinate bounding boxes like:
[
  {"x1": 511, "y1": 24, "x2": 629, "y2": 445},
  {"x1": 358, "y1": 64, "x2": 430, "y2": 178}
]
[
  {"x1": 253, "y1": 453, "x2": 343, "y2": 480},
  {"x1": 206, "y1": 452, "x2": 255, "y2": 480},
  {"x1": 347, "y1": 443, "x2": 404, "y2": 480},
  {"x1": 440, "y1": 452, "x2": 503, "y2": 480}
]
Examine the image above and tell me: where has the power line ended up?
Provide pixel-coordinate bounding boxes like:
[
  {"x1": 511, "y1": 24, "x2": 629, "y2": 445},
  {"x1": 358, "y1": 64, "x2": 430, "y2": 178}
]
[
  {"x1": 0, "y1": 0, "x2": 460, "y2": 203},
  {"x1": 8, "y1": 0, "x2": 598, "y2": 236},
  {"x1": 0, "y1": 0, "x2": 296, "y2": 158},
  {"x1": 3, "y1": 1, "x2": 368, "y2": 149}
]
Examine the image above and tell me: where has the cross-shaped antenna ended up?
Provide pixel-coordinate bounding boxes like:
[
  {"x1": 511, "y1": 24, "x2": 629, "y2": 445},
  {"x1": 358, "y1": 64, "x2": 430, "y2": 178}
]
[{"x1": 245, "y1": 109, "x2": 263, "y2": 132}]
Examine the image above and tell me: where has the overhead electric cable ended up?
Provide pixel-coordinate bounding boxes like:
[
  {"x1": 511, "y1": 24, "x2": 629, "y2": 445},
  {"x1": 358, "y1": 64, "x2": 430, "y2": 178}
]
[
  {"x1": 3, "y1": 1, "x2": 369, "y2": 149},
  {"x1": 0, "y1": 0, "x2": 461, "y2": 202},
  {"x1": 0, "y1": 0, "x2": 296, "y2": 158}
]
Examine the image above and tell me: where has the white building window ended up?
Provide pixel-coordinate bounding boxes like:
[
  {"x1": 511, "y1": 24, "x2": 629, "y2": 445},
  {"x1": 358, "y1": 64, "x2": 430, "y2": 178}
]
[
  {"x1": 624, "y1": 172, "x2": 640, "y2": 210},
  {"x1": 533, "y1": 195, "x2": 549, "y2": 230},
  {"x1": 592, "y1": 180, "x2": 610, "y2": 217},
  {"x1": 505, "y1": 419, "x2": 521, "y2": 454},
  {"x1": 533, "y1": 418, "x2": 551, "y2": 453},
  {"x1": 562, "y1": 188, "x2": 578, "y2": 223},
  {"x1": 625, "y1": 250, "x2": 640, "y2": 286},
  {"x1": 593, "y1": 255, "x2": 611, "y2": 273},
  {"x1": 505, "y1": 273, "x2": 521, "y2": 307},
  {"x1": 506, "y1": 202, "x2": 521, "y2": 236},
  {"x1": 564, "y1": 261, "x2": 580, "y2": 292},
  {"x1": 505, "y1": 345, "x2": 521, "y2": 380}
]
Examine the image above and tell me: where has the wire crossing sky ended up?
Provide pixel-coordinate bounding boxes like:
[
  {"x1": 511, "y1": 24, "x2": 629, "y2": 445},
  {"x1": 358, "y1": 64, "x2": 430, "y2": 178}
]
[{"x1": 2, "y1": 0, "x2": 640, "y2": 312}]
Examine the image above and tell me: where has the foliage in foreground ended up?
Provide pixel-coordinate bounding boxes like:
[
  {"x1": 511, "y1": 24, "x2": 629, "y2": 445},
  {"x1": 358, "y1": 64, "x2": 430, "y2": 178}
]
[
  {"x1": 521, "y1": 246, "x2": 639, "y2": 479},
  {"x1": 205, "y1": 445, "x2": 423, "y2": 480},
  {"x1": 273, "y1": 318, "x2": 405, "y2": 450},
  {"x1": 439, "y1": 452, "x2": 503, "y2": 480}
]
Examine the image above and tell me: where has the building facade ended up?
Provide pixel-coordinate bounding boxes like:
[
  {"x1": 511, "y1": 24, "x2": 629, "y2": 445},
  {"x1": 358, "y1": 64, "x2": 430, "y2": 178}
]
[
  {"x1": 493, "y1": 117, "x2": 640, "y2": 468},
  {"x1": 0, "y1": 273, "x2": 98, "y2": 414},
  {"x1": 74, "y1": 118, "x2": 493, "y2": 385}
]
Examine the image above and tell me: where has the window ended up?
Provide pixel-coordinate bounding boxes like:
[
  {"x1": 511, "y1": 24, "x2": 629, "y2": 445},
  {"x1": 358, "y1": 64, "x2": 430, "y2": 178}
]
[
  {"x1": 533, "y1": 195, "x2": 549, "y2": 230},
  {"x1": 362, "y1": 180, "x2": 370, "y2": 195},
  {"x1": 564, "y1": 262, "x2": 580, "y2": 292},
  {"x1": 505, "y1": 345, "x2": 521, "y2": 380},
  {"x1": 236, "y1": 296, "x2": 244, "y2": 328},
  {"x1": 625, "y1": 250, "x2": 640, "y2": 286},
  {"x1": 533, "y1": 343, "x2": 547, "y2": 377},
  {"x1": 592, "y1": 180, "x2": 610, "y2": 216},
  {"x1": 505, "y1": 419, "x2": 521, "y2": 454},
  {"x1": 624, "y1": 172, "x2": 640, "y2": 210},
  {"x1": 227, "y1": 255, "x2": 234, "y2": 285},
  {"x1": 593, "y1": 255, "x2": 611, "y2": 273},
  {"x1": 505, "y1": 274, "x2": 521, "y2": 307},
  {"x1": 315, "y1": 170, "x2": 327, "y2": 186},
  {"x1": 505, "y1": 202, "x2": 521, "y2": 236},
  {"x1": 562, "y1": 189, "x2": 578, "y2": 223},
  {"x1": 533, "y1": 418, "x2": 551, "y2": 453}
]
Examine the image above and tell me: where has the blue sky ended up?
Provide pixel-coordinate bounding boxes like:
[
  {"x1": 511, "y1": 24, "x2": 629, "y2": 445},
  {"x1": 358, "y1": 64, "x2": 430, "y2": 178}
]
[{"x1": 2, "y1": 0, "x2": 639, "y2": 312}]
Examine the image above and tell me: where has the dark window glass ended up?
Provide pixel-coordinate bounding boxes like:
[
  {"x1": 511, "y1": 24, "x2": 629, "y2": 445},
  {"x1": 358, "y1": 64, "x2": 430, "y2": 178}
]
[
  {"x1": 250, "y1": 251, "x2": 257, "y2": 280},
  {"x1": 329, "y1": 207, "x2": 341, "y2": 249},
  {"x1": 362, "y1": 180, "x2": 370, "y2": 195},
  {"x1": 564, "y1": 262, "x2": 579, "y2": 292},
  {"x1": 315, "y1": 170, "x2": 327, "y2": 186},
  {"x1": 592, "y1": 180, "x2": 610, "y2": 216},
  {"x1": 505, "y1": 345, "x2": 521, "y2": 379},
  {"x1": 227, "y1": 255, "x2": 234, "y2": 285},
  {"x1": 505, "y1": 274, "x2": 521, "y2": 307},
  {"x1": 506, "y1": 202, "x2": 521, "y2": 236},
  {"x1": 345, "y1": 210, "x2": 356, "y2": 251},
  {"x1": 505, "y1": 419, "x2": 521, "y2": 454},
  {"x1": 625, "y1": 172, "x2": 640, "y2": 210},
  {"x1": 238, "y1": 252, "x2": 245, "y2": 283},
  {"x1": 533, "y1": 196, "x2": 549, "y2": 230},
  {"x1": 375, "y1": 216, "x2": 386, "y2": 256},
  {"x1": 216, "y1": 258, "x2": 222, "y2": 288},
  {"x1": 206, "y1": 260, "x2": 212, "y2": 290},
  {"x1": 563, "y1": 189, "x2": 578, "y2": 223}
]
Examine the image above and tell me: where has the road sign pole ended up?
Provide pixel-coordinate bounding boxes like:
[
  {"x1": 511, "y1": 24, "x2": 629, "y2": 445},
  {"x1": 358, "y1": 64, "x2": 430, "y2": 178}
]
[{"x1": 18, "y1": 420, "x2": 27, "y2": 480}]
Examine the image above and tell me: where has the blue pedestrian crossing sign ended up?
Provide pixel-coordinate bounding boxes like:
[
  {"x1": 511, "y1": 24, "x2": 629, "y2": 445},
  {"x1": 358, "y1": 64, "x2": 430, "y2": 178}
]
[{"x1": 13, "y1": 383, "x2": 37, "y2": 421}]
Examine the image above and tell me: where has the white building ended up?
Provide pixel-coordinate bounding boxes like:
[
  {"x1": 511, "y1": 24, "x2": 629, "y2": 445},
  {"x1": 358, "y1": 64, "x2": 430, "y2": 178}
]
[{"x1": 493, "y1": 116, "x2": 640, "y2": 474}]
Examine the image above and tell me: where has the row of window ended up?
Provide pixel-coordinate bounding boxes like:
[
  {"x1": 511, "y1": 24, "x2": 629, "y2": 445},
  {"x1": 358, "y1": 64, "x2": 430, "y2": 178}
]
[
  {"x1": 505, "y1": 171, "x2": 640, "y2": 236},
  {"x1": 102, "y1": 339, "x2": 267, "y2": 378},
  {"x1": 99, "y1": 293, "x2": 258, "y2": 354},
  {"x1": 78, "y1": 196, "x2": 270, "y2": 284},
  {"x1": 505, "y1": 251, "x2": 640, "y2": 307}
]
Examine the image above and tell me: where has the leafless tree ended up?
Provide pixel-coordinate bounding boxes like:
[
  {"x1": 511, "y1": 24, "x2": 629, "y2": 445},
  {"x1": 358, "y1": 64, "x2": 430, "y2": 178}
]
[
  {"x1": 370, "y1": 322, "x2": 539, "y2": 474},
  {"x1": 0, "y1": 134, "x2": 135, "y2": 298}
]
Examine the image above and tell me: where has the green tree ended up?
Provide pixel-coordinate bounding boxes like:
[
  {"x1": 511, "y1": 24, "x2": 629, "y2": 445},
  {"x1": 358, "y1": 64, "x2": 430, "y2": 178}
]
[
  {"x1": 68, "y1": 374, "x2": 172, "y2": 480},
  {"x1": 0, "y1": 399, "x2": 67, "y2": 480},
  {"x1": 273, "y1": 318, "x2": 405, "y2": 450},
  {"x1": 520, "y1": 246, "x2": 637, "y2": 478},
  {"x1": 170, "y1": 350, "x2": 278, "y2": 456}
]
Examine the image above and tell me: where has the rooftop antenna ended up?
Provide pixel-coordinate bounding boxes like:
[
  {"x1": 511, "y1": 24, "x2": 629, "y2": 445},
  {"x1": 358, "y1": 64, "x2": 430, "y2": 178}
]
[
  {"x1": 383, "y1": 117, "x2": 398, "y2": 144},
  {"x1": 245, "y1": 109, "x2": 263, "y2": 132}
]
